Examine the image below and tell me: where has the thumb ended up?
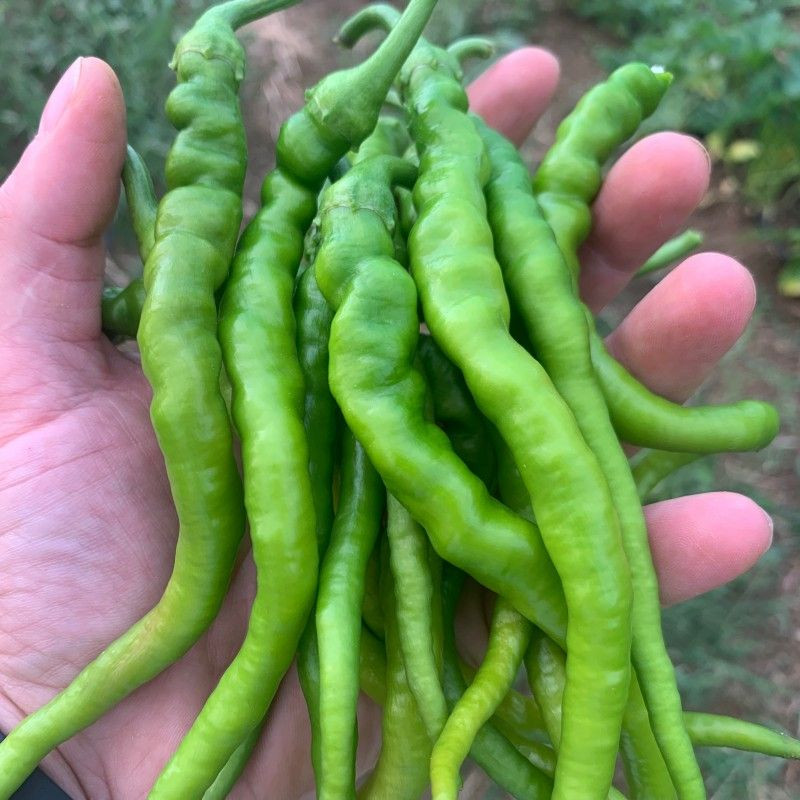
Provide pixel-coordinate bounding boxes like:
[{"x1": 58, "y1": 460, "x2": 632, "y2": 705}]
[{"x1": 0, "y1": 57, "x2": 126, "y2": 342}]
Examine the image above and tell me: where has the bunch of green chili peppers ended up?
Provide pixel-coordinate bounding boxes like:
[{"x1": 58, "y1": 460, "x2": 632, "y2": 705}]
[{"x1": 0, "y1": 0, "x2": 794, "y2": 798}]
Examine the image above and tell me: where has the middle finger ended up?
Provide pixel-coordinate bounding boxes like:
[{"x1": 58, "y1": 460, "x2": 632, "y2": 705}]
[{"x1": 578, "y1": 131, "x2": 711, "y2": 312}]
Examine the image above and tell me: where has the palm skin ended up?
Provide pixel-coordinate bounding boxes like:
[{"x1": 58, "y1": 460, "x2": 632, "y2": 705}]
[{"x1": 0, "y1": 52, "x2": 772, "y2": 799}]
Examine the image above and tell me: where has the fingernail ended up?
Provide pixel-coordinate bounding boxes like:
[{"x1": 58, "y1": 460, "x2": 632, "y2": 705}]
[
  {"x1": 694, "y1": 136, "x2": 712, "y2": 173},
  {"x1": 39, "y1": 57, "x2": 84, "y2": 134},
  {"x1": 762, "y1": 509, "x2": 774, "y2": 548}
]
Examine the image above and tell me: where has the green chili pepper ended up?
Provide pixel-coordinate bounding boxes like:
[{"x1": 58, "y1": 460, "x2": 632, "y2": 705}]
[
  {"x1": 531, "y1": 61, "x2": 778, "y2": 463},
  {"x1": 150, "y1": 3, "x2": 439, "y2": 793},
  {"x1": 310, "y1": 148, "x2": 451, "y2": 759},
  {"x1": 630, "y1": 450, "x2": 704, "y2": 501},
  {"x1": 590, "y1": 330, "x2": 780, "y2": 454},
  {"x1": 525, "y1": 631, "x2": 565, "y2": 750},
  {"x1": 619, "y1": 675, "x2": 678, "y2": 800},
  {"x1": 102, "y1": 280, "x2": 146, "y2": 340},
  {"x1": 101, "y1": 145, "x2": 156, "y2": 340},
  {"x1": 636, "y1": 230, "x2": 704, "y2": 277},
  {"x1": 202, "y1": 726, "x2": 261, "y2": 800},
  {"x1": 684, "y1": 713, "x2": 800, "y2": 759},
  {"x1": 526, "y1": 633, "x2": 674, "y2": 800},
  {"x1": 387, "y1": 494, "x2": 447, "y2": 741},
  {"x1": 532, "y1": 63, "x2": 672, "y2": 285},
  {"x1": 431, "y1": 597, "x2": 534, "y2": 800},
  {"x1": 360, "y1": 537, "x2": 431, "y2": 799},
  {"x1": 122, "y1": 144, "x2": 158, "y2": 262},
  {"x1": 440, "y1": 567, "x2": 553, "y2": 800},
  {"x1": 528, "y1": 58, "x2": 780, "y2": 797},
  {"x1": 424, "y1": 311, "x2": 676, "y2": 800},
  {"x1": 315, "y1": 430, "x2": 385, "y2": 800},
  {"x1": 313, "y1": 153, "x2": 566, "y2": 644},
  {"x1": 477, "y1": 116, "x2": 696, "y2": 799},
  {"x1": 295, "y1": 264, "x2": 340, "y2": 556},
  {"x1": 457, "y1": 661, "x2": 550, "y2": 750},
  {"x1": 341, "y1": 12, "x2": 634, "y2": 796},
  {"x1": 295, "y1": 260, "x2": 340, "y2": 786},
  {"x1": 297, "y1": 109, "x2": 416, "y2": 789},
  {"x1": 0, "y1": 4, "x2": 297, "y2": 794}
]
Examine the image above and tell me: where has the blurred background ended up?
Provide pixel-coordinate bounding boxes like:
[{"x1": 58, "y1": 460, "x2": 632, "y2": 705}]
[{"x1": 1, "y1": 1, "x2": 799, "y2": 797}]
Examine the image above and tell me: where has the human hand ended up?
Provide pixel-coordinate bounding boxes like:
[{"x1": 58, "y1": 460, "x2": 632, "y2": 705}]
[{"x1": 0, "y1": 48, "x2": 772, "y2": 799}]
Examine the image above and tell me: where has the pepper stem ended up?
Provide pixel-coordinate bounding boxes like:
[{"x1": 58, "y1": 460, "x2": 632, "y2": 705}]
[
  {"x1": 447, "y1": 37, "x2": 495, "y2": 65},
  {"x1": 336, "y1": 3, "x2": 401, "y2": 46},
  {"x1": 309, "y1": 0, "x2": 437, "y2": 143},
  {"x1": 205, "y1": 0, "x2": 301, "y2": 30}
]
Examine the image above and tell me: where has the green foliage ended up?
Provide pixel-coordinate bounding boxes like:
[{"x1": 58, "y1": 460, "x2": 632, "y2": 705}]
[
  {"x1": 0, "y1": 0, "x2": 208, "y2": 185},
  {"x1": 566, "y1": 0, "x2": 800, "y2": 212}
]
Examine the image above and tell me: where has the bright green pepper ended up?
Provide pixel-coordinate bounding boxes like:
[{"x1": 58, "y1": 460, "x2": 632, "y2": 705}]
[
  {"x1": 532, "y1": 63, "x2": 672, "y2": 286},
  {"x1": 149, "y1": 2, "x2": 439, "y2": 794},
  {"x1": 477, "y1": 116, "x2": 694, "y2": 799},
  {"x1": 313, "y1": 153, "x2": 566, "y2": 644},
  {"x1": 636, "y1": 230, "x2": 704, "y2": 277},
  {"x1": 316, "y1": 431, "x2": 385, "y2": 800},
  {"x1": 350, "y1": 14, "x2": 633, "y2": 797},
  {"x1": 431, "y1": 596, "x2": 534, "y2": 800},
  {"x1": 590, "y1": 330, "x2": 780, "y2": 454},
  {"x1": 0, "y1": 4, "x2": 295, "y2": 794}
]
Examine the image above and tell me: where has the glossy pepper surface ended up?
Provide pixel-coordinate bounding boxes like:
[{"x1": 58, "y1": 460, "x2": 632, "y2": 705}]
[
  {"x1": 477, "y1": 116, "x2": 698, "y2": 799},
  {"x1": 0, "y1": 4, "x2": 297, "y2": 794},
  {"x1": 352, "y1": 13, "x2": 633, "y2": 797},
  {"x1": 149, "y1": 2, "x2": 439, "y2": 794},
  {"x1": 313, "y1": 153, "x2": 566, "y2": 643}
]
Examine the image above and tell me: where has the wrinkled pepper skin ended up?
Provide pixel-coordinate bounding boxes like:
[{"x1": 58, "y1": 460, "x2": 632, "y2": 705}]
[
  {"x1": 0, "y1": 3, "x2": 299, "y2": 796},
  {"x1": 150, "y1": 1, "x2": 440, "y2": 796},
  {"x1": 391, "y1": 25, "x2": 630, "y2": 800},
  {"x1": 313, "y1": 155, "x2": 567, "y2": 646},
  {"x1": 315, "y1": 430, "x2": 385, "y2": 800},
  {"x1": 532, "y1": 63, "x2": 672, "y2": 284},
  {"x1": 477, "y1": 117, "x2": 690, "y2": 800}
]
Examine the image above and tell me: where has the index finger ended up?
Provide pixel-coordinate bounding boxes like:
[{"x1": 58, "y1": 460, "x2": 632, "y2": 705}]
[{"x1": 467, "y1": 47, "x2": 560, "y2": 147}]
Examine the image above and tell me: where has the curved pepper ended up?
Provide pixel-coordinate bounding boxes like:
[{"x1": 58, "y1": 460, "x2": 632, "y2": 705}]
[
  {"x1": 353, "y1": 14, "x2": 633, "y2": 797},
  {"x1": 150, "y1": 1, "x2": 440, "y2": 795},
  {"x1": 314, "y1": 154, "x2": 567, "y2": 645},
  {"x1": 0, "y1": 4, "x2": 296, "y2": 795}
]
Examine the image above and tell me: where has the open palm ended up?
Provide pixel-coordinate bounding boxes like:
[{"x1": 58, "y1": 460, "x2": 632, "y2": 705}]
[{"x1": 0, "y1": 53, "x2": 773, "y2": 800}]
